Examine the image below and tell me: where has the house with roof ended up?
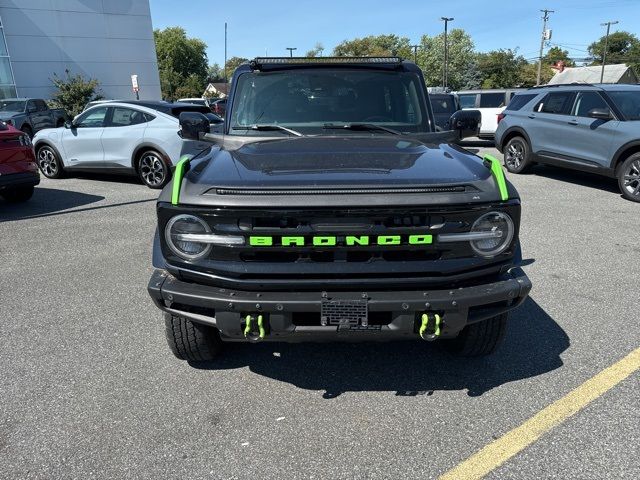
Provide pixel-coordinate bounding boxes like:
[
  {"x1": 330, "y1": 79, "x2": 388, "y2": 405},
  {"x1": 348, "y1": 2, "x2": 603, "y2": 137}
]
[
  {"x1": 548, "y1": 64, "x2": 638, "y2": 85},
  {"x1": 204, "y1": 82, "x2": 230, "y2": 98}
]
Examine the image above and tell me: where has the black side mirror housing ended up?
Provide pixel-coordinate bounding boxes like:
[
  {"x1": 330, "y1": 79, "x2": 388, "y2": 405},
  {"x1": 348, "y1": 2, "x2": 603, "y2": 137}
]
[
  {"x1": 448, "y1": 109, "x2": 481, "y2": 139},
  {"x1": 179, "y1": 112, "x2": 210, "y2": 140},
  {"x1": 588, "y1": 108, "x2": 613, "y2": 120},
  {"x1": 64, "y1": 121, "x2": 74, "y2": 129}
]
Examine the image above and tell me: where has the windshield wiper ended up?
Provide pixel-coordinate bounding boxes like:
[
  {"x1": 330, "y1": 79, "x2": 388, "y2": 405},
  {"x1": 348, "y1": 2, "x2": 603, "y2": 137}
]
[
  {"x1": 244, "y1": 124, "x2": 304, "y2": 137},
  {"x1": 323, "y1": 123, "x2": 402, "y2": 135}
]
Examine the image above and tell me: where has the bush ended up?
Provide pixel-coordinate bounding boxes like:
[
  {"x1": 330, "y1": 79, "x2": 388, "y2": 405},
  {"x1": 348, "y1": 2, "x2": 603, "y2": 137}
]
[{"x1": 50, "y1": 70, "x2": 103, "y2": 117}]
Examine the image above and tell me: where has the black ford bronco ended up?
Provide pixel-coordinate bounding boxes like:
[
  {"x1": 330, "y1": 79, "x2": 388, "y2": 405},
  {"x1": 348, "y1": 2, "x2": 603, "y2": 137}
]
[{"x1": 147, "y1": 57, "x2": 531, "y2": 362}]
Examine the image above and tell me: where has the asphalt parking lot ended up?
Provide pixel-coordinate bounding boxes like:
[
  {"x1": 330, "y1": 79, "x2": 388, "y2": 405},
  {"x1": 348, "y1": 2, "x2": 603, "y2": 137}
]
[{"x1": 1, "y1": 145, "x2": 638, "y2": 479}]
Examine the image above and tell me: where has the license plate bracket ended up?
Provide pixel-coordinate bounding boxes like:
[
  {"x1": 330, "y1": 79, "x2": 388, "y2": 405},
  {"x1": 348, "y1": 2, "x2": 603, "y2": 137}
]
[{"x1": 321, "y1": 299, "x2": 368, "y2": 326}]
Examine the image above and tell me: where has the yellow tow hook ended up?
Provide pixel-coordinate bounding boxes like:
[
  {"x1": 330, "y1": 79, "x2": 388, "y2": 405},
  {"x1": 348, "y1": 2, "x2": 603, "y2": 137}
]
[
  {"x1": 419, "y1": 313, "x2": 442, "y2": 341},
  {"x1": 244, "y1": 314, "x2": 266, "y2": 342}
]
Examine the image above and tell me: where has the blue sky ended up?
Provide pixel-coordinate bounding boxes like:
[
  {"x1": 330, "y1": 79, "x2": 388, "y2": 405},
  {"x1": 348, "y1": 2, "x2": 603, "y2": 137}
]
[{"x1": 149, "y1": 0, "x2": 640, "y2": 66}]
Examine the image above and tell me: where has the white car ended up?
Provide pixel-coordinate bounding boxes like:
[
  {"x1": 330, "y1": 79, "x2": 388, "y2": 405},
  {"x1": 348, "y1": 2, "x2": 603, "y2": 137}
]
[
  {"x1": 32, "y1": 101, "x2": 216, "y2": 188},
  {"x1": 455, "y1": 89, "x2": 525, "y2": 139}
]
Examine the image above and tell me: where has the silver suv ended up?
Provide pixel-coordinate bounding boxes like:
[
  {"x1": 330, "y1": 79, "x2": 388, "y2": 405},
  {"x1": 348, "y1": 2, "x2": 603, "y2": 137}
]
[{"x1": 495, "y1": 84, "x2": 640, "y2": 202}]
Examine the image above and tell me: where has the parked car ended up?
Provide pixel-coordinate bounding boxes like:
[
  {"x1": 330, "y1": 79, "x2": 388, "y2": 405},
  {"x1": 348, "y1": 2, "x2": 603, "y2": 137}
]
[
  {"x1": 495, "y1": 83, "x2": 640, "y2": 202},
  {"x1": 96, "y1": 100, "x2": 223, "y2": 124},
  {"x1": 210, "y1": 98, "x2": 227, "y2": 116},
  {"x1": 32, "y1": 102, "x2": 214, "y2": 189},
  {"x1": 147, "y1": 57, "x2": 532, "y2": 363},
  {"x1": 430, "y1": 93, "x2": 460, "y2": 130},
  {"x1": 177, "y1": 97, "x2": 217, "y2": 109},
  {"x1": 0, "y1": 122, "x2": 39, "y2": 203},
  {"x1": 0, "y1": 98, "x2": 69, "y2": 139},
  {"x1": 456, "y1": 89, "x2": 524, "y2": 139}
]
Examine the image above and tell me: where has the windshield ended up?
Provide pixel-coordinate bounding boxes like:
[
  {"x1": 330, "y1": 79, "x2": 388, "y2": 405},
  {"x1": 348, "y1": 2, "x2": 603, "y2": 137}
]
[
  {"x1": 431, "y1": 96, "x2": 457, "y2": 114},
  {"x1": 0, "y1": 100, "x2": 26, "y2": 112},
  {"x1": 608, "y1": 91, "x2": 640, "y2": 120},
  {"x1": 229, "y1": 69, "x2": 430, "y2": 135}
]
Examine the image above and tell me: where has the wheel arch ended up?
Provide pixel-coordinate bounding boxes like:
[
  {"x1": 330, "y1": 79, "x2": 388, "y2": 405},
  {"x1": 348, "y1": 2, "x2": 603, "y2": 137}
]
[
  {"x1": 610, "y1": 141, "x2": 640, "y2": 174},
  {"x1": 131, "y1": 143, "x2": 172, "y2": 173},
  {"x1": 33, "y1": 139, "x2": 66, "y2": 167},
  {"x1": 500, "y1": 127, "x2": 532, "y2": 152}
]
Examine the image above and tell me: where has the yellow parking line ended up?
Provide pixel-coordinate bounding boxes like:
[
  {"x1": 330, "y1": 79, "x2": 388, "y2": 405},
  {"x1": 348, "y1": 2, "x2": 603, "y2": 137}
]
[{"x1": 440, "y1": 347, "x2": 640, "y2": 480}]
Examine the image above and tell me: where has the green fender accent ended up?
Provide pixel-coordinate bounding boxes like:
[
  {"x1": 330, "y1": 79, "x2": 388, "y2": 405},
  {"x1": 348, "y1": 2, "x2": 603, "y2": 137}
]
[
  {"x1": 171, "y1": 155, "x2": 191, "y2": 205},
  {"x1": 483, "y1": 154, "x2": 509, "y2": 201},
  {"x1": 419, "y1": 313, "x2": 442, "y2": 339}
]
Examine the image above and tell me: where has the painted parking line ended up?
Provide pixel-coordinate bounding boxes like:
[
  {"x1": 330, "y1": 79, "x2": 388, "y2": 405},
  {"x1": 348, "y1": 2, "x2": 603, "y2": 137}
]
[{"x1": 440, "y1": 347, "x2": 640, "y2": 480}]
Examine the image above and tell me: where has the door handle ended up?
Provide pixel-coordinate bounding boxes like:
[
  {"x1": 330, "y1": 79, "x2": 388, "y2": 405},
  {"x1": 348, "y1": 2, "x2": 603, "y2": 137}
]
[
  {"x1": 528, "y1": 114, "x2": 536, "y2": 119},
  {"x1": 568, "y1": 120, "x2": 578, "y2": 126}
]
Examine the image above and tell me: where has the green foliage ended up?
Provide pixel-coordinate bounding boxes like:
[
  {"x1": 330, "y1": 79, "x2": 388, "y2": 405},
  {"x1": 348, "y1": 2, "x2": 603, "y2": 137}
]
[
  {"x1": 333, "y1": 34, "x2": 412, "y2": 58},
  {"x1": 223, "y1": 57, "x2": 249, "y2": 80},
  {"x1": 306, "y1": 43, "x2": 325, "y2": 57},
  {"x1": 544, "y1": 46, "x2": 575, "y2": 67},
  {"x1": 49, "y1": 70, "x2": 102, "y2": 117},
  {"x1": 417, "y1": 29, "x2": 475, "y2": 90},
  {"x1": 476, "y1": 49, "x2": 527, "y2": 89},
  {"x1": 154, "y1": 27, "x2": 208, "y2": 100},
  {"x1": 588, "y1": 30, "x2": 640, "y2": 72},
  {"x1": 207, "y1": 63, "x2": 225, "y2": 83}
]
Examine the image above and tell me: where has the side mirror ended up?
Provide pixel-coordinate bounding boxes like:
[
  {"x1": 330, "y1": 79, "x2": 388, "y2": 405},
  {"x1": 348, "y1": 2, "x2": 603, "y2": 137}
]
[
  {"x1": 588, "y1": 108, "x2": 613, "y2": 120},
  {"x1": 179, "y1": 112, "x2": 210, "y2": 140},
  {"x1": 64, "y1": 121, "x2": 74, "y2": 129},
  {"x1": 448, "y1": 109, "x2": 481, "y2": 139}
]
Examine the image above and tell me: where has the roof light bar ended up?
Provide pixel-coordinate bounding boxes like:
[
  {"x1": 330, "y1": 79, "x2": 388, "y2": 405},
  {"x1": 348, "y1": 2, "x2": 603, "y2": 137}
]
[{"x1": 250, "y1": 56, "x2": 403, "y2": 69}]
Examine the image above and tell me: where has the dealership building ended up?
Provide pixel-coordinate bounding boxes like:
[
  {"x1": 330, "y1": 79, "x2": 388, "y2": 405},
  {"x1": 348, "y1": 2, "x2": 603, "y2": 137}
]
[{"x1": 0, "y1": 0, "x2": 161, "y2": 100}]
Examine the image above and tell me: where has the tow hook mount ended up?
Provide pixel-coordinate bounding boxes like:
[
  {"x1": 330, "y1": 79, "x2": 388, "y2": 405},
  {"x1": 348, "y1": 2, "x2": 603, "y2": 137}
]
[
  {"x1": 419, "y1": 313, "x2": 442, "y2": 341},
  {"x1": 243, "y1": 314, "x2": 268, "y2": 342}
]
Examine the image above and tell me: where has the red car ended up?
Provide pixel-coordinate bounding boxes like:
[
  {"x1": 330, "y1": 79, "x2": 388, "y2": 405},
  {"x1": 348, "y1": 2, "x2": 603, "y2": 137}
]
[{"x1": 0, "y1": 122, "x2": 39, "y2": 203}]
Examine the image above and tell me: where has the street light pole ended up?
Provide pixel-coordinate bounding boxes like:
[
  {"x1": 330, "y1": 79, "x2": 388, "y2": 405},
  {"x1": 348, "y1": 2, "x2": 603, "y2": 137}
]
[
  {"x1": 600, "y1": 20, "x2": 619, "y2": 83},
  {"x1": 286, "y1": 47, "x2": 297, "y2": 57},
  {"x1": 224, "y1": 22, "x2": 228, "y2": 83},
  {"x1": 410, "y1": 44, "x2": 420, "y2": 63},
  {"x1": 440, "y1": 17, "x2": 454, "y2": 89}
]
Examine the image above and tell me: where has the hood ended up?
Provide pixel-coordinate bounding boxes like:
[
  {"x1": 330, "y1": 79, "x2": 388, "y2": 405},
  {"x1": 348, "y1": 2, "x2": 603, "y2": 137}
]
[
  {"x1": 169, "y1": 136, "x2": 511, "y2": 207},
  {"x1": 0, "y1": 111, "x2": 22, "y2": 119}
]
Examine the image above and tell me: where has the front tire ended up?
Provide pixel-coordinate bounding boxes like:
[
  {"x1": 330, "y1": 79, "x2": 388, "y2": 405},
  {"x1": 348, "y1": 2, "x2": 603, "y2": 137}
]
[
  {"x1": 138, "y1": 150, "x2": 170, "y2": 189},
  {"x1": 1, "y1": 185, "x2": 34, "y2": 203},
  {"x1": 164, "y1": 314, "x2": 222, "y2": 362},
  {"x1": 37, "y1": 145, "x2": 65, "y2": 179},
  {"x1": 618, "y1": 153, "x2": 640, "y2": 203},
  {"x1": 503, "y1": 136, "x2": 532, "y2": 174},
  {"x1": 444, "y1": 313, "x2": 508, "y2": 357}
]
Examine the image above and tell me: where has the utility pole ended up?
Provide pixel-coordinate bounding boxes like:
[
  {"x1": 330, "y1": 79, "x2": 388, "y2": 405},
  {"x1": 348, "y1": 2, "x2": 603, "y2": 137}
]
[
  {"x1": 224, "y1": 22, "x2": 228, "y2": 83},
  {"x1": 286, "y1": 47, "x2": 297, "y2": 57},
  {"x1": 440, "y1": 17, "x2": 454, "y2": 89},
  {"x1": 410, "y1": 44, "x2": 420, "y2": 63},
  {"x1": 536, "y1": 9, "x2": 554, "y2": 86},
  {"x1": 600, "y1": 20, "x2": 619, "y2": 83}
]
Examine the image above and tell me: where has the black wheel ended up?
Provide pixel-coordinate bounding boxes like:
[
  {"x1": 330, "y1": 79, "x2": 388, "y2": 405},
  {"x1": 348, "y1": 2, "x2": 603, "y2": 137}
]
[
  {"x1": 164, "y1": 314, "x2": 222, "y2": 362},
  {"x1": 618, "y1": 153, "x2": 640, "y2": 203},
  {"x1": 138, "y1": 150, "x2": 169, "y2": 189},
  {"x1": 1, "y1": 185, "x2": 34, "y2": 203},
  {"x1": 37, "y1": 145, "x2": 65, "y2": 179},
  {"x1": 503, "y1": 136, "x2": 532, "y2": 174},
  {"x1": 21, "y1": 125, "x2": 34, "y2": 139},
  {"x1": 444, "y1": 313, "x2": 508, "y2": 357}
]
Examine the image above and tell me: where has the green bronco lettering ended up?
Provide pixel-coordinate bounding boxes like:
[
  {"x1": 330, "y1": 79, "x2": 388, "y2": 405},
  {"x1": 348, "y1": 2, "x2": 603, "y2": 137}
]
[
  {"x1": 377, "y1": 235, "x2": 401, "y2": 245},
  {"x1": 313, "y1": 236, "x2": 337, "y2": 246},
  {"x1": 408, "y1": 234, "x2": 433, "y2": 245},
  {"x1": 281, "y1": 236, "x2": 305, "y2": 246},
  {"x1": 249, "y1": 234, "x2": 434, "y2": 247},
  {"x1": 345, "y1": 235, "x2": 369, "y2": 246},
  {"x1": 249, "y1": 236, "x2": 273, "y2": 246}
]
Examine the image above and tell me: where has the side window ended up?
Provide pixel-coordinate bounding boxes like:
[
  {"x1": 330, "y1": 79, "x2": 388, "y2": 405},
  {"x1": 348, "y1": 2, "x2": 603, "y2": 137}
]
[
  {"x1": 479, "y1": 92, "x2": 506, "y2": 108},
  {"x1": 75, "y1": 107, "x2": 108, "y2": 128},
  {"x1": 572, "y1": 92, "x2": 609, "y2": 117},
  {"x1": 506, "y1": 94, "x2": 538, "y2": 111},
  {"x1": 35, "y1": 99, "x2": 48, "y2": 111},
  {"x1": 109, "y1": 107, "x2": 147, "y2": 127},
  {"x1": 26, "y1": 100, "x2": 37, "y2": 113},
  {"x1": 535, "y1": 92, "x2": 574, "y2": 115},
  {"x1": 458, "y1": 94, "x2": 477, "y2": 109}
]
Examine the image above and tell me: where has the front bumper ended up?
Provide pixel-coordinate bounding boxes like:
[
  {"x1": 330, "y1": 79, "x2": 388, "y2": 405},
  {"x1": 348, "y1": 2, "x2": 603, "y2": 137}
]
[
  {"x1": 148, "y1": 267, "x2": 531, "y2": 342},
  {"x1": 0, "y1": 171, "x2": 40, "y2": 191}
]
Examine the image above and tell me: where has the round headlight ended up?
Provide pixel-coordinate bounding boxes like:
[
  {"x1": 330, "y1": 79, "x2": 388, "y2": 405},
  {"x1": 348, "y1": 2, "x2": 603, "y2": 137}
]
[
  {"x1": 470, "y1": 211, "x2": 514, "y2": 257},
  {"x1": 165, "y1": 214, "x2": 212, "y2": 260}
]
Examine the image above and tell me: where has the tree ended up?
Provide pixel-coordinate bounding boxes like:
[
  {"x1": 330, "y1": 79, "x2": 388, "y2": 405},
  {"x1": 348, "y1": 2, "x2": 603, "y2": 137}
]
[
  {"x1": 417, "y1": 29, "x2": 475, "y2": 90},
  {"x1": 477, "y1": 49, "x2": 528, "y2": 88},
  {"x1": 544, "y1": 46, "x2": 574, "y2": 67},
  {"x1": 154, "y1": 27, "x2": 208, "y2": 100},
  {"x1": 306, "y1": 42, "x2": 325, "y2": 57},
  {"x1": 207, "y1": 63, "x2": 225, "y2": 83},
  {"x1": 517, "y1": 48, "x2": 575, "y2": 87},
  {"x1": 223, "y1": 57, "x2": 249, "y2": 80},
  {"x1": 49, "y1": 70, "x2": 102, "y2": 117},
  {"x1": 588, "y1": 30, "x2": 640, "y2": 72},
  {"x1": 333, "y1": 34, "x2": 412, "y2": 58}
]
